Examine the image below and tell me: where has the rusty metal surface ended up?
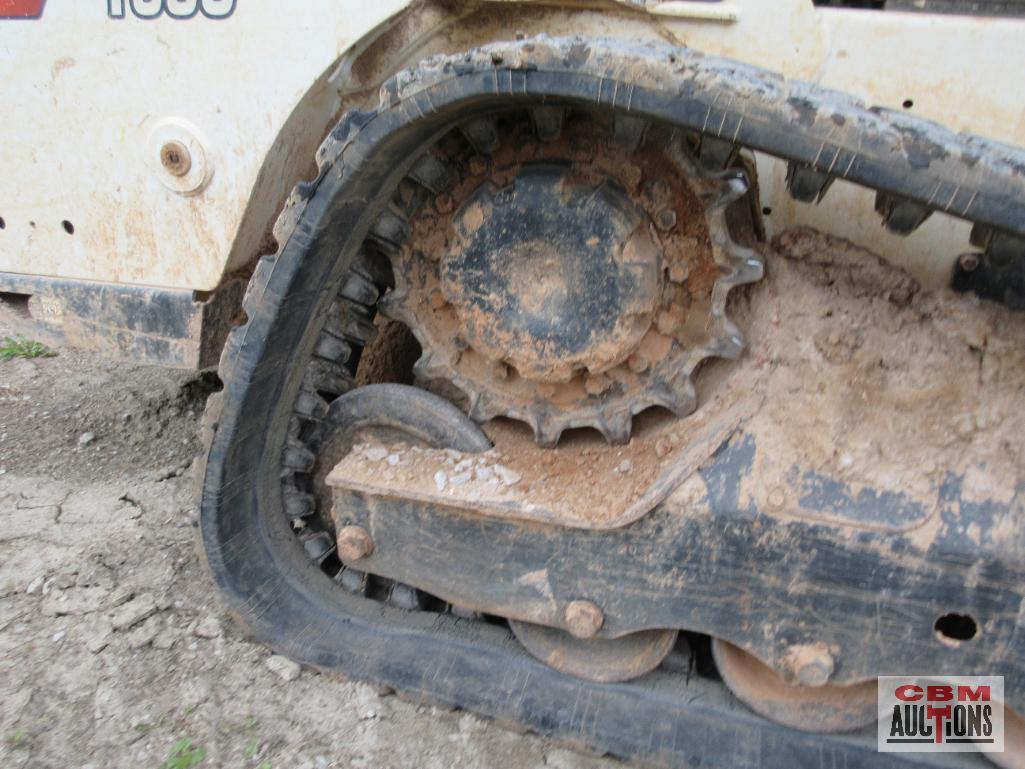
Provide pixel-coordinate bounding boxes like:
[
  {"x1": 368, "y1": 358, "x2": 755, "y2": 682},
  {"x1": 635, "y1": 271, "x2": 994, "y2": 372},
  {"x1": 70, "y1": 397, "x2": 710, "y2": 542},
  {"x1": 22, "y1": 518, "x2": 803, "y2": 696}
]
[
  {"x1": 509, "y1": 620, "x2": 678, "y2": 683},
  {"x1": 381, "y1": 113, "x2": 761, "y2": 446},
  {"x1": 327, "y1": 435, "x2": 1025, "y2": 706},
  {"x1": 711, "y1": 639, "x2": 877, "y2": 733}
]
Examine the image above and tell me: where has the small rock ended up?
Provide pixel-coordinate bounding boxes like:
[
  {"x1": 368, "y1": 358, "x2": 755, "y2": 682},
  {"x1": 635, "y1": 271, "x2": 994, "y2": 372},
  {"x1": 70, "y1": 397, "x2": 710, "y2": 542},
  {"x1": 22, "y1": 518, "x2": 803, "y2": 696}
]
[
  {"x1": 193, "y1": 616, "x2": 222, "y2": 639},
  {"x1": 453, "y1": 459, "x2": 473, "y2": 473},
  {"x1": 363, "y1": 446, "x2": 388, "y2": 462},
  {"x1": 474, "y1": 465, "x2": 493, "y2": 482},
  {"x1": 617, "y1": 460, "x2": 633, "y2": 474},
  {"x1": 838, "y1": 453, "x2": 854, "y2": 470},
  {"x1": 386, "y1": 453, "x2": 400, "y2": 467},
  {"x1": 78, "y1": 432, "x2": 96, "y2": 446},
  {"x1": 110, "y1": 594, "x2": 158, "y2": 631},
  {"x1": 355, "y1": 685, "x2": 389, "y2": 721},
  {"x1": 494, "y1": 465, "x2": 521, "y2": 486},
  {"x1": 52, "y1": 630, "x2": 66, "y2": 643},
  {"x1": 954, "y1": 413, "x2": 976, "y2": 440},
  {"x1": 84, "y1": 619, "x2": 114, "y2": 654},
  {"x1": 449, "y1": 471, "x2": 471, "y2": 487},
  {"x1": 654, "y1": 437, "x2": 674, "y2": 459},
  {"x1": 41, "y1": 586, "x2": 108, "y2": 617},
  {"x1": 433, "y1": 471, "x2": 447, "y2": 492},
  {"x1": 266, "y1": 654, "x2": 301, "y2": 682},
  {"x1": 152, "y1": 628, "x2": 179, "y2": 650},
  {"x1": 126, "y1": 616, "x2": 161, "y2": 650},
  {"x1": 26, "y1": 575, "x2": 45, "y2": 595}
]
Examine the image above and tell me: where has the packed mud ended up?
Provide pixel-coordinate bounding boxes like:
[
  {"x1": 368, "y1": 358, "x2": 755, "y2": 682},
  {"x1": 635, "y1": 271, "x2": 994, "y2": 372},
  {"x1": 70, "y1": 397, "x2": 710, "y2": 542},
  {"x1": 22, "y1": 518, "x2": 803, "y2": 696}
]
[{"x1": 332, "y1": 227, "x2": 1025, "y2": 534}]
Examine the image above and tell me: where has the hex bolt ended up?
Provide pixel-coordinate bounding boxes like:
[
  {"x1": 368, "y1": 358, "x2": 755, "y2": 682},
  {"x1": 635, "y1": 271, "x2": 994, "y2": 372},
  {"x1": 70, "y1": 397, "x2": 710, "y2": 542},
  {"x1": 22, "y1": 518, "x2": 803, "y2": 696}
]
[
  {"x1": 785, "y1": 643, "x2": 835, "y2": 687},
  {"x1": 958, "y1": 252, "x2": 981, "y2": 273},
  {"x1": 337, "y1": 525, "x2": 374, "y2": 562},
  {"x1": 655, "y1": 209, "x2": 678, "y2": 232},
  {"x1": 160, "y1": 140, "x2": 192, "y2": 177},
  {"x1": 564, "y1": 600, "x2": 604, "y2": 639}
]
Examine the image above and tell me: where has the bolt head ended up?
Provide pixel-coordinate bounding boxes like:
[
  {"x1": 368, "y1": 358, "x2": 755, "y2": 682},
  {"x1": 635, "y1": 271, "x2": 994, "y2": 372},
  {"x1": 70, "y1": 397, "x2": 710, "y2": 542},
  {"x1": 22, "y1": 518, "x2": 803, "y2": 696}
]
[
  {"x1": 958, "y1": 252, "x2": 981, "y2": 273},
  {"x1": 160, "y1": 140, "x2": 192, "y2": 177},
  {"x1": 655, "y1": 209, "x2": 678, "y2": 232},
  {"x1": 785, "y1": 643, "x2": 835, "y2": 687},
  {"x1": 337, "y1": 525, "x2": 374, "y2": 562},
  {"x1": 564, "y1": 599, "x2": 604, "y2": 639}
]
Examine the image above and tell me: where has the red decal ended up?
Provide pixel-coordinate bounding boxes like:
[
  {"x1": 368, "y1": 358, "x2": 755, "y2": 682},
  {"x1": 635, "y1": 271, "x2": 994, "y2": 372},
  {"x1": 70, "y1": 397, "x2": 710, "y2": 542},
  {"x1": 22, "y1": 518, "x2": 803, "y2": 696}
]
[{"x1": 0, "y1": 0, "x2": 46, "y2": 18}]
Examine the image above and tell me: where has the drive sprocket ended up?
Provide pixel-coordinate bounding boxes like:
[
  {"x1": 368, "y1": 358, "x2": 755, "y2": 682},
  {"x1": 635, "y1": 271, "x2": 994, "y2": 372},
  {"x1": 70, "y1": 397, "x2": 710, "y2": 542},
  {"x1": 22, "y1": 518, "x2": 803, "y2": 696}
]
[{"x1": 379, "y1": 115, "x2": 763, "y2": 446}]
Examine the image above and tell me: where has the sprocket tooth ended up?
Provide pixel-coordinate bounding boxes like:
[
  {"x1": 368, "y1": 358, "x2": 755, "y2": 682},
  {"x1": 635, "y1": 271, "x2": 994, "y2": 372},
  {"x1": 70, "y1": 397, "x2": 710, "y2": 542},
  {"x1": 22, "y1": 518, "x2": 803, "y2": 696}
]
[
  {"x1": 408, "y1": 152, "x2": 449, "y2": 192},
  {"x1": 786, "y1": 161, "x2": 835, "y2": 204},
  {"x1": 530, "y1": 106, "x2": 565, "y2": 141},
  {"x1": 715, "y1": 239, "x2": 765, "y2": 288},
  {"x1": 413, "y1": 351, "x2": 450, "y2": 381},
  {"x1": 597, "y1": 410, "x2": 632, "y2": 446},
  {"x1": 460, "y1": 117, "x2": 499, "y2": 154},
  {"x1": 533, "y1": 419, "x2": 563, "y2": 449},
  {"x1": 703, "y1": 172, "x2": 749, "y2": 212},
  {"x1": 465, "y1": 391, "x2": 498, "y2": 422},
  {"x1": 708, "y1": 319, "x2": 746, "y2": 360},
  {"x1": 644, "y1": 379, "x2": 696, "y2": 417},
  {"x1": 377, "y1": 288, "x2": 414, "y2": 323},
  {"x1": 666, "y1": 377, "x2": 698, "y2": 417}
]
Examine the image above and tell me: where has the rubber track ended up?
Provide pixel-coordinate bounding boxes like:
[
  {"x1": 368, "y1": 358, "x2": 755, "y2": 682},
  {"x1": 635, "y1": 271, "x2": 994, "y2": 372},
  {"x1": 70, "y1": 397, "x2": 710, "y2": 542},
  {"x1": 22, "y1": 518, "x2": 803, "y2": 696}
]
[{"x1": 199, "y1": 36, "x2": 1020, "y2": 769}]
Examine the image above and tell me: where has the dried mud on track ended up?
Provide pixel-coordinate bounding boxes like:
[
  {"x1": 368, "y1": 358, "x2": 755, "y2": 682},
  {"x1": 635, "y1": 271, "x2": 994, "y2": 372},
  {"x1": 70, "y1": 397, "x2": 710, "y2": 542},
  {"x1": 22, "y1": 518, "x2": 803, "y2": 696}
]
[{"x1": 0, "y1": 324, "x2": 612, "y2": 768}]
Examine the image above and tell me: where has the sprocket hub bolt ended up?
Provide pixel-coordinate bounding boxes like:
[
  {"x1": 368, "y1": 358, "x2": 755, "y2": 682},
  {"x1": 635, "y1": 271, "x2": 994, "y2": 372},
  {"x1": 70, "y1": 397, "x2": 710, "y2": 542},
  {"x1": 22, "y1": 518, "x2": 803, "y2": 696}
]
[
  {"x1": 564, "y1": 599, "x2": 604, "y2": 639},
  {"x1": 656, "y1": 209, "x2": 678, "y2": 231},
  {"x1": 337, "y1": 525, "x2": 374, "y2": 562},
  {"x1": 668, "y1": 261, "x2": 689, "y2": 284}
]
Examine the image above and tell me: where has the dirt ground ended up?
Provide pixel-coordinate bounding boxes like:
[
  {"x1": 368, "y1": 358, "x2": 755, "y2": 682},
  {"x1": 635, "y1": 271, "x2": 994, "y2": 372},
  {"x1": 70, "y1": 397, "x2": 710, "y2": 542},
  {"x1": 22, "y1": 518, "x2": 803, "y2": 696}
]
[{"x1": 0, "y1": 336, "x2": 613, "y2": 769}]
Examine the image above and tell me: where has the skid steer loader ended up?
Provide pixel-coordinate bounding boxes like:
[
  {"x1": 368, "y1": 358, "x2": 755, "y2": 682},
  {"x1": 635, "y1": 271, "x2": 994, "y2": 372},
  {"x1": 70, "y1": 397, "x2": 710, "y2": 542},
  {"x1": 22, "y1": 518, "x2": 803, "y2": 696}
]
[{"x1": 2, "y1": 1, "x2": 1024, "y2": 766}]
